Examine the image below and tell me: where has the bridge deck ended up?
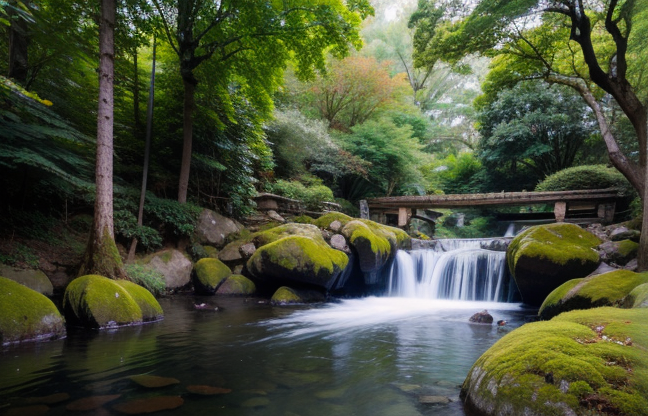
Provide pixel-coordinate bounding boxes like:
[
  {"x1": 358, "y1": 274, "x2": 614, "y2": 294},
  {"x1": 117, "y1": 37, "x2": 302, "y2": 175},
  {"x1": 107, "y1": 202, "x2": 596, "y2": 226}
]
[
  {"x1": 363, "y1": 188, "x2": 623, "y2": 227},
  {"x1": 366, "y1": 188, "x2": 621, "y2": 209}
]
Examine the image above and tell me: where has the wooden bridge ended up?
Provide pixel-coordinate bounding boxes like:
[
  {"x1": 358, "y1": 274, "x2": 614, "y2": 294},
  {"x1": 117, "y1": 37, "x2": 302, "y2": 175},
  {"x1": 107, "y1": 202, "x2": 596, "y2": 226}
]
[{"x1": 361, "y1": 188, "x2": 623, "y2": 228}]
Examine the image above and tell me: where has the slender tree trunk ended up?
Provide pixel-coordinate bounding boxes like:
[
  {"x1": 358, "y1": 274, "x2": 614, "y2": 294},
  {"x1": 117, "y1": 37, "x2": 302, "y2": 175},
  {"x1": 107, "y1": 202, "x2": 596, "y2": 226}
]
[
  {"x1": 128, "y1": 39, "x2": 157, "y2": 262},
  {"x1": 133, "y1": 46, "x2": 140, "y2": 128},
  {"x1": 7, "y1": 2, "x2": 29, "y2": 85},
  {"x1": 177, "y1": 78, "x2": 196, "y2": 203},
  {"x1": 79, "y1": 0, "x2": 126, "y2": 280}
]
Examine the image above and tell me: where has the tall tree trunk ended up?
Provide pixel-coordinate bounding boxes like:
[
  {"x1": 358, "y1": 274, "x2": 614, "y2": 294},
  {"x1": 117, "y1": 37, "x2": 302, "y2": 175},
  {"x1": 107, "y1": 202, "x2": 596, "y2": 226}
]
[
  {"x1": 79, "y1": 0, "x2": 126, "y2": 280},
  {"x1": 177, "y1": 78, "x2": 195, "y2": 203},
  {"x1": 128, "y1": 39, "x2": 157, "y2": 262},
  {"x1": 7, "y1": 2, "x2": 29, "y2": 85}
]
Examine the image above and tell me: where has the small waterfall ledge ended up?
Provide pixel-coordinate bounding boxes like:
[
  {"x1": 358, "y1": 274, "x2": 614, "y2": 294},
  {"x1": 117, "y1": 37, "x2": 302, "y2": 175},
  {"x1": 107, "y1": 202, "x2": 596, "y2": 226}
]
[{"x1": 387, "y1": 238, "x2": 520, "y2": 302}]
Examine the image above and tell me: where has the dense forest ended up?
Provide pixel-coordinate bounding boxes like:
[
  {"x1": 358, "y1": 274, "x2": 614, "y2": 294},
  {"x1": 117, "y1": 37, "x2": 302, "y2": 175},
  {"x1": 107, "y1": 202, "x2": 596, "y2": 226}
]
[{"x1": 1, "y1": 0, "x2": 647, "y2": 271}]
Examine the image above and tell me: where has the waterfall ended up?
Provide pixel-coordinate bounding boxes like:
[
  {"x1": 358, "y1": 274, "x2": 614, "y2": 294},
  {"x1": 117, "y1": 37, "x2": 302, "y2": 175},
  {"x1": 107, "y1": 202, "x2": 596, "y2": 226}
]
[
  {"x1": 387, "y1": 239, "x2": 519, "y2": 302},
  {"x1": 504, "y1": 223, "x2": 516, "y2": 237}
]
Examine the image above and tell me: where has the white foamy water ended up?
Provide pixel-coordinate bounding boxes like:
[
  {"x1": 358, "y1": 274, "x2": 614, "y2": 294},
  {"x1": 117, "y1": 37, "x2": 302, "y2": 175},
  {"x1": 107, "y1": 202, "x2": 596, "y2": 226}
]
[{"x1": 262, "y1": 297, "x2": 523, "y2": 339}]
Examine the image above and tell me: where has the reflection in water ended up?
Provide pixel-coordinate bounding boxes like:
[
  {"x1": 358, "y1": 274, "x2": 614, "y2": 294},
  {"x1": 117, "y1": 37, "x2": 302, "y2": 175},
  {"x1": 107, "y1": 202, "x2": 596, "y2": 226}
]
[{"x1": 0, "y1": 297, "x2": 532, "y2": 416}]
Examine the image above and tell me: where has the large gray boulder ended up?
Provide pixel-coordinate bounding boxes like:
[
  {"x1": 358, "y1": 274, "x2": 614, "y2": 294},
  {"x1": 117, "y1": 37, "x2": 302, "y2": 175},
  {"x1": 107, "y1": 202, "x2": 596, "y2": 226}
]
[
  {"x1": 0, "y1": 265, "x2": 53, "y2": 296},
  {"x1": 194, "y1": 209, "x2": 243, "y2": 248},
  {"x1": 145, "y1": 249, "x2": 192, "y2": 289}
]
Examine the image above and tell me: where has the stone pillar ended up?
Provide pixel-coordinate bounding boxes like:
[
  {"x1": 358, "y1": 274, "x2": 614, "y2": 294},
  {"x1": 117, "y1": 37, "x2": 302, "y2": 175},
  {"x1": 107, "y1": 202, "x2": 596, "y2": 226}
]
[
  {"x1": 554, "y1": 201, "x2": 567, "y2": 222},
  {"x1": 398, "y1": 208, "x2": 411, "y2": 228},
  {"x1": 597, "y1": 202, "x2": 616, "y2": 224},
  {"x1": 359, "y1": 200, "x2": 369, "y2": 219}
]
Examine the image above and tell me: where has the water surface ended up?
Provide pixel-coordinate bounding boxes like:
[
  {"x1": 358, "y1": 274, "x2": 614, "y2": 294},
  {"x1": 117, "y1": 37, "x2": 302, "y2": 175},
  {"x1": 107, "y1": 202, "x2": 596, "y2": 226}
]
[{"x1": 0, "y1": 296, "x2": 533, "y2": 416}]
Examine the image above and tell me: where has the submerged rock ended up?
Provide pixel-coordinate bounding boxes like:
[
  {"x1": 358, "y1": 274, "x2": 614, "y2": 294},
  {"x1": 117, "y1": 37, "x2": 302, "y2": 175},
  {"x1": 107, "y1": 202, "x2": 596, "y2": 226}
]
[
  {"x1": 461, "y1": 307, "x2": 648, "y2": 416},
  {"x1": 112, "y1": 396, "x2": 184, "y2": 414},
  {"x1": 0, "y1": 276, "x2": 66, "y2": 345},
  {"x1": 193, "y1": 258, "x2": 232, "y2": 295},
  {"x1": 469, "y1": 310, "x2": 493, "y2": 324},
  {"x1": 506, "y1": 223, "x2": 601, "y2": 306},
  {"x1": 539, "y1": 270, "x2": 648, "y2": 320},
  {"x1": 63, "y1": 275, "x2": 163, "y2": 328},
  {"x1": 129, "y1": 374, "x2": 179, "y2": 388}
]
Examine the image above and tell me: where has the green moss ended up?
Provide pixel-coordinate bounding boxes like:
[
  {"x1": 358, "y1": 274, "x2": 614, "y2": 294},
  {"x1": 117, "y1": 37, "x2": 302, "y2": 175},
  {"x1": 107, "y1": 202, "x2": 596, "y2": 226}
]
[
  {"x1": 507, "y1": 223, "x2": 601, "y2": 274},
  {"x1": 193, "y1": 258, "x2": 232, "y2": 294},
  {"x1": 0, "y1": 276, "x2": 66, "y2": 344},
  {"x1": 247, "y1": 235, "x2": 349, "y2": 287},
  {"x1": 216, "y1": 274, "x2": 256, "y2": 296},
  {"x1": 312, "y1": 212, "x2": 353, "y2": 229},
  {"x1": 539, "y1": 278, "x2": 583, "y2": 317},
  {"x1": 63, "y1": 275, "x2": 143, "y2": 328},
  {"x1": 271, "y1": 286, "x2": 302, "y2": 304},
  {"x1": 252, "y1": 223, "x2": 323, "y2": 247},
  {"x1": 617, "y1": 239, "x2": 639, "y2": 257},
  {"x1": 342, "y1": 221, "x2": 392, "y2": 257},
  {"x1": 462, "y1": 307, "x2": 648, "y2": 416},
  {"x1": 78, "y1": 226, "x2": 126, "y2": 279},
  {"x1": 291, "y1": 215, "x2": 315, "y2": 224},
  {"x1": 626, "y1": 283, "x2": 648, "y2": 308},
  {"x1": 114, "y1": 280, "x2": 163, "y2": 321},
  {"x1": 540, "y1": 271, "x2": 648, "y2": 320},
  {"x1": 203, "y1": 246, "x2": 219, "y2": 258}
]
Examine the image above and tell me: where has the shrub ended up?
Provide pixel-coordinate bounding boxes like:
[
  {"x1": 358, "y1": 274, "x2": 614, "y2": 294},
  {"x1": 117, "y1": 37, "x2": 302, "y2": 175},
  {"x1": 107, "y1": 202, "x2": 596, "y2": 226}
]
[
  {"x1": 269, "y1": 179, "x2": 335, "y2": 211},
  {"x1": 124, "y1": 264, "x2": 166, "y2": 296},
  {"x1": 535, "y1": 165, "x2": 634, "y2": 195}
]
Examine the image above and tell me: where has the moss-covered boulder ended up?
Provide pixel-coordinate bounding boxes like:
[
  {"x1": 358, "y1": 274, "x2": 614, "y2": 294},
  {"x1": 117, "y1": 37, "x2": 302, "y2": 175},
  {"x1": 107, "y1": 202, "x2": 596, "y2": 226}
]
[
  {"x1": 247, "y1": 235, "x2": 349, "y2": 291},
  {"x1": 625, "y1": 283, "x2": 648, "y2": 308},
  {"x1": 539, "y1": 270, "x2": 648, "y2": 320},
  {"x1": 193, "y1": 258, "x2": 231, "y2": 295},
  {"x1": 461, "y1": 307, "x2": 648, "y2": 416},
  {"x1": 252, "y1": 223, "x2": 324, "y2": 247},
  {"x1": 270, "y1": 286, "x2": 326, "y2": 305},
  {"x1": 64, "y1": 275, "x2": 147, "y2": 328},
  {"x1": 0, "y1": 265, "x2": 54, "y2": 296},
  {"x1": 216, "y1": 275, "x2": 256, "y2": 296},
  {"x1": 597, "y1": 239, "x2": 639, "y2": 266},
  {"x1": 0, "y1": 276, "x2": 66, "y2": 345},
  {"x1": 114, "y1": 280, "x2": 164, "y2": 322},
  {"x1": 506, "y1": 223, "x2": 601, "y2": 306}
]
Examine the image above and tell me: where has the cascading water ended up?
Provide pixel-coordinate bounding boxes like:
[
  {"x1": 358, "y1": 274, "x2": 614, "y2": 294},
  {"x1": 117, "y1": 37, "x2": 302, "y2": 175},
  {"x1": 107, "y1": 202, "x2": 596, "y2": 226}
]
[{"x1": 387, "y1": 238, "x2": 519, "y2": 302}]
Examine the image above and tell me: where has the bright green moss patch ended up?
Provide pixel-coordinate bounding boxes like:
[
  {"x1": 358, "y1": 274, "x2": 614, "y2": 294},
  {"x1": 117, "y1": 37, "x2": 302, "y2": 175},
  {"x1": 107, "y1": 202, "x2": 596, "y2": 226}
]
[
  {"x1": 626, "y1": 283, "x2": 648, "y2": 308},
  {"x1": 291, "y1": 215, "x2": 315, "y2": 224},
  {"x1": 342, "y1": 221, "x2": 392, "y2": 257},
  {"x1": 247, "y1": 235, "x2": 349, "y2": 290},
  {"x1": 0, "y1": 276, "x2": 66, "y2": 345},
  {"x1": 312, "y1": 212, "x2": 353, "y2": 229},
  {"x1": 114, "y1": 280, "x2": 163, "y2": 321},
  {"x1": 63, "y1": 275, "x2": 143, "y2": 328},
  {"x1": 506, "y1": 223, "x2": 601, "y2": 306},
  {"x1": 252, "y1": 223, "x2": 324, "y2": 247},
  {"x1": 617, "y1": 239, "x2": 639, "y2": 257},
  {"x1": 216, "y1": 275, "x2": 256, "y2": 296},
  {"x1": 193, "y1": 258, "x2": 231, "y2": 295},
  {"x1": 203, "y1": 246, "x2": 219, "y2": 258},
  {"x1": 462, "y1": 307, "x2": 648, "y2": 416},
  {"x1": 508, "y1": 223, "x2": 601, "y2": 272},
  {"x1": 270, "y1": 286, "x2": 326, "y2": 305},
  {"x1": 540, "y1": 270, "x2": 648, "y2": 320}
]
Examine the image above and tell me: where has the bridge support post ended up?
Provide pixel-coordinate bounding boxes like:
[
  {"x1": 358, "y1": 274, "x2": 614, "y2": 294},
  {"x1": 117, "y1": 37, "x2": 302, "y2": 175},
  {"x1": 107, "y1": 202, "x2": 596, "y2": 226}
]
[
  {"x1": 554, "y1": 201, "x2": 566, "y2": 222},
  {"x1": 359, "y1": 200, "x2": 369, "y2": 219},
  {"x1": 597, "y1": 202, "x2": 616, "y2": 224},
  {"x1": 398, "y1": 208, "x2": 411, "y2": 228}
]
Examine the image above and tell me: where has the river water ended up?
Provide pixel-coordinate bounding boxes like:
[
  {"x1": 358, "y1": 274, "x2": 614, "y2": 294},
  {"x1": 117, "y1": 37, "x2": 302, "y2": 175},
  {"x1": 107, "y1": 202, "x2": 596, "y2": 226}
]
[{"x1": 0, "y1": 296, "x2": 533, "y2": 416}]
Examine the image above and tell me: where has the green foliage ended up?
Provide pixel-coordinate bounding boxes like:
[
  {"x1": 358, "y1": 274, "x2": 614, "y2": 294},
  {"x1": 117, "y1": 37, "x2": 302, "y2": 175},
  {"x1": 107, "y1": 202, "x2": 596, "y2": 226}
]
[
  {"x1": 423, "y1": 152, "x2": 483, "y2": 194},
  {"x1": 269, "y1": 179, "x2": 335, "y2": 211},
  {"x1": 477, "y1": 82, "x2": 596, "y2": 179},
  {"x1": 0, "y1": 242, "x2": 39, "y2": 268},
  {"x1": 124, "y1": 264, "x2": 166, "y2": 297},
  {"x1": 535, "y1": 165, "x2": 635, "y2": 197},
  {"x1": 113, "y1": 190, "x2": 201, "y2": 252}
]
